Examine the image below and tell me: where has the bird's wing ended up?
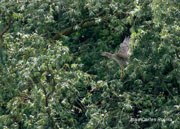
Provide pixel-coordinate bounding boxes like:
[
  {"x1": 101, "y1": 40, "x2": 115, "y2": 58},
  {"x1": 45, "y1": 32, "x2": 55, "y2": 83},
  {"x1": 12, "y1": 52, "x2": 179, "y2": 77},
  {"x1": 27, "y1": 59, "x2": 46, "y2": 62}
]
[{"x1": 118, "y1": 37, "x2": 130, "y2": 57}]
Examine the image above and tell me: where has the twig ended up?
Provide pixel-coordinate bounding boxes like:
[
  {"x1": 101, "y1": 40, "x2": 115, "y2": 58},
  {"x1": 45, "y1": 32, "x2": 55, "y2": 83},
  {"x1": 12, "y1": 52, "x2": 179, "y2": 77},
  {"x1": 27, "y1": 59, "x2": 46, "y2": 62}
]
[{"x1": 0, "y1": 15, "x2": 12, "y2": 39}]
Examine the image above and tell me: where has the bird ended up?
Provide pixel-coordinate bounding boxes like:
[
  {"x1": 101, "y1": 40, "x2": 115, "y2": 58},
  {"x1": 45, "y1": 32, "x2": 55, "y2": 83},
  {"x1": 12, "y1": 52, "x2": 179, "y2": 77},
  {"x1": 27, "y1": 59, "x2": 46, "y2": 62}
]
[{"x1": 101, "y1": 37, "x2": 130, "y2": 77}]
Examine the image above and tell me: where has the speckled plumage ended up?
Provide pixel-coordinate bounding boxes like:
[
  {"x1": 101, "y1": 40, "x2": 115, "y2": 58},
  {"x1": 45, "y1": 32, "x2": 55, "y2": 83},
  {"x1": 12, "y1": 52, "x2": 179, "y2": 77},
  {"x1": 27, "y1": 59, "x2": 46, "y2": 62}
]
[{"x1": 101, "y1": 37, "x2": 130, "y2": 67}]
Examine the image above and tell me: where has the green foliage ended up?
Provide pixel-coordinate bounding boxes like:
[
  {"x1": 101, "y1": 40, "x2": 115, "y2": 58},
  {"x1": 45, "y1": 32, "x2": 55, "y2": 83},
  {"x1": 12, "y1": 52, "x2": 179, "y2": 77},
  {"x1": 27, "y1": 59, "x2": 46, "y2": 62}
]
[
  {"x1": 0, "y1": 33, "x2": 94, "y2": 128},
  {"x1": 0, "y1": 0, "x2": 180, "y2": 128}
]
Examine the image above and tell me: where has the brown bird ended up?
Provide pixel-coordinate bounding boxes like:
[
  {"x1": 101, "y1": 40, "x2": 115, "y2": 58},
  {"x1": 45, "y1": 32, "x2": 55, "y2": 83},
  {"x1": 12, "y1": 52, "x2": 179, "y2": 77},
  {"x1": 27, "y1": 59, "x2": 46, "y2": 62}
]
[{"x1": 101, "y1": 37, "x2": 130, "y2": 76}]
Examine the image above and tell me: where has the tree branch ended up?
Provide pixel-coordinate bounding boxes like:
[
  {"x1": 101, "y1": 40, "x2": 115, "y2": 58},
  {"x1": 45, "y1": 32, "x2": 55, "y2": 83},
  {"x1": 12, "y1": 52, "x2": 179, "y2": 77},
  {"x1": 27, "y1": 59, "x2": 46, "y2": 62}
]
[
  {"x1": 53, "y1": 14, "x2": 110, "y2": 40},
  {"x1": 52, "y1": 9, "x2": 129, "y2": 41},
  {"x1": 0, "y1": 15, "x2": 12, "y2": 39}
]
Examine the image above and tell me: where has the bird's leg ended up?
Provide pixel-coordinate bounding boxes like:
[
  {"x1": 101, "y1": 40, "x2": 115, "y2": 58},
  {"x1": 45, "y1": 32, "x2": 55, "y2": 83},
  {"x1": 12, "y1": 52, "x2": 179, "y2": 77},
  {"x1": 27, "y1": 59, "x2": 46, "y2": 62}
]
[{"x1": 120, "y1": 65, "x2": 125, "y2": 77}]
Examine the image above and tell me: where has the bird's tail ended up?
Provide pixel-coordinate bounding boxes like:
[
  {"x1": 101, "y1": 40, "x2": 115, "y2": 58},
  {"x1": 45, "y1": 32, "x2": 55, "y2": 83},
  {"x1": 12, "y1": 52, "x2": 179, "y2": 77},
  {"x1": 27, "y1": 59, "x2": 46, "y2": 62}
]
[{"x1": 101, "y1": 52, "x2": 113, "y2": 59}]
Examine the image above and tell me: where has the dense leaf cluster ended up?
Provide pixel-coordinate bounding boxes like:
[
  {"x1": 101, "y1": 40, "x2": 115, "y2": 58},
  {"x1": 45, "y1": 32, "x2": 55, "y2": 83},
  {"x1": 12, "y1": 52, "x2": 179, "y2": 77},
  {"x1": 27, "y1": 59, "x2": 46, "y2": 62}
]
[{"x1": 0, "y1": 0, "x2": 180, "y2": 128}]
